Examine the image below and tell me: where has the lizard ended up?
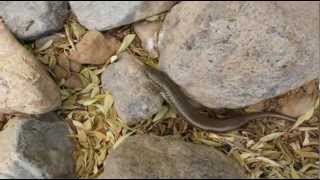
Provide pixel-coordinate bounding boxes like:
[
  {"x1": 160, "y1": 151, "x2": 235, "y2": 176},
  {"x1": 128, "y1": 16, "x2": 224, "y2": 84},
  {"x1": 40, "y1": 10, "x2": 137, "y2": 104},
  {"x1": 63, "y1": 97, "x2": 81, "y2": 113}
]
[{"x1": 143, "y1": 64, "x2": 296, "y2": 132}]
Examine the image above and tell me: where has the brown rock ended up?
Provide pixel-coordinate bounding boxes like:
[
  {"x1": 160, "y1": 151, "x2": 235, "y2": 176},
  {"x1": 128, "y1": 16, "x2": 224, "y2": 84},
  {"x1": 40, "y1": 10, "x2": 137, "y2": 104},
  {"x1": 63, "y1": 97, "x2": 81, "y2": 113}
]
[
  {"x1": 103, "y1": 33, "x2": 121, "y2": 51},
  {"x1": 0, "y1": 18, "x2": 61, "y2": 114},
  {"x1": 53, "y1": 65, "x2": 69, "y2": 80},
  {"x1": 278, "y1": 80, "x2": 319, "y2": 117},
  {"x1": 134, "y1": 20, "x2": 161, "y2": 58},
  {"x1": 57, "y1": 53, "x2": 70, "y2": 73},
  {"x1": 58, "y1": 53, "x2": 82, "y2": 73},
  {"x1": 0, "y1": 113, "x2": 4, "y2": 122},
  {"x1": 63, "y1": 73, "x2": 83, "y2": 89},
  {"x1": 68, "y1": 31, "x2": 120, "y2": 65},
  {"x1": 70, "y1": 61, "x2": 82, "y2": 72}
]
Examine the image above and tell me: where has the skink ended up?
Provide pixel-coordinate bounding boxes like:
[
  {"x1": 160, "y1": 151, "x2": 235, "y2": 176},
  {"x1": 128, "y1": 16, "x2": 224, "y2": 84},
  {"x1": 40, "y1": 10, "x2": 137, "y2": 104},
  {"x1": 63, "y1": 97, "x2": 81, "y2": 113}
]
[{"x1": 144, "y1": 65, "x2": 296, "y2": 132}]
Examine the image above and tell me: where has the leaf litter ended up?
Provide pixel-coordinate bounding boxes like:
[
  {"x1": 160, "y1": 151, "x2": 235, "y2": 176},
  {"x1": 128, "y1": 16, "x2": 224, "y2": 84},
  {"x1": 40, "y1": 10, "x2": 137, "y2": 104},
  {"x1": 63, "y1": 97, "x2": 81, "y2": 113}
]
[{"x1": 2, "y1": 15, "x2": 317, "y2": 179}]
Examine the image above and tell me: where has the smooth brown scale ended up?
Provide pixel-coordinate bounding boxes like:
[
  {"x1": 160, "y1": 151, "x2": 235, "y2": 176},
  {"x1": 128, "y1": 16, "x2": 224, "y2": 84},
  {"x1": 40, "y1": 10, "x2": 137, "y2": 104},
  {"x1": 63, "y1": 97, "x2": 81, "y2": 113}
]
[{"x1": 144, "y1": 65, "x2": 296, "y2": 132}]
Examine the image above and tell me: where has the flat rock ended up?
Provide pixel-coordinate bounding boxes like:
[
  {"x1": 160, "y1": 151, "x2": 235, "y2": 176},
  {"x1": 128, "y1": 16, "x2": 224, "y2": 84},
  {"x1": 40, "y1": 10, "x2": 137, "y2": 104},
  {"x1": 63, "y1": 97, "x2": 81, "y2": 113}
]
[
  {"x1": 0, "y1": 19, "x2": 61, "y2": 114},
  {"x1": 100, "y1": 135, "x2": 247, "y2": 179},
  {"x1": 101, "y1": 52, "x2": 163, "y2": 125},
  {"x1": 68, "y1": 31, "x2": 120, "y2": 65},
  {"x1": 159, "y1": 1, "x2": 320, "y2": 109},
  {"x1": 0, "y1": 113, "x2": 76, "y2": 178},
  {"x1": 69, "y1": 1, "x2": 177, "y2": 31},
  {"x1": 0, "y1": 1, "x2": 69, "y2": 40}
]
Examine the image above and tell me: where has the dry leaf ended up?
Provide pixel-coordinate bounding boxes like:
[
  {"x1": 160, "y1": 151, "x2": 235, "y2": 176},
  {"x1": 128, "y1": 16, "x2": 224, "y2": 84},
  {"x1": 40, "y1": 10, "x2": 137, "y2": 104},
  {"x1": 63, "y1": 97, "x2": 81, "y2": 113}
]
[
  {"x1": 35, "y1": 39, "x2": 53, "y2": 52},
  {"x1": 90, "y1": 87, "x2": 100, "y2": 98},
  {"x1": 259, "y1": 132, "x2": 285, "y2": 143},
  {"x1": 256, "y1": 157, "x2": 283, "y2": 167},
  {"x1": 153, "y1": 105, "x2": 168, "y2": 122},
  {"x1": 117, "y1": 34, "x2": 136, "y2": 54},
  {"x1": 103, "y1": 94, "x2": 114, "y2": 113},
  {"x1": 71, "y1": 21, "x2": 87, "y2": 40},
  {"x1": 112, "y1": 131, "x2": 135, "y2": 150},
  {"x1": 48, "y1": 54, "x2": 57, "y2": 69},
  {"x1": 78, "y1": 98, "x2": 99, "y2": 106},
  {"x1": 110, "y1": 55, "x2": 118, "y2": 63},
  {"x1": 290, "y1": 108, "x2": 315, "y2": 131}
]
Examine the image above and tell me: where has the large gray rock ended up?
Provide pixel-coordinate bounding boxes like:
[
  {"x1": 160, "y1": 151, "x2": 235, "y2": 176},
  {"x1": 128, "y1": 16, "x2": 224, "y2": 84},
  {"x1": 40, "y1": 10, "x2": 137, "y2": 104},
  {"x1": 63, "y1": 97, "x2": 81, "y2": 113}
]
[
  {"x1": 0, "y1": 113, "x2": 76, "y2": 179},
  {"x1": 100, "y1": 135, "x2": 247, "y2": 179},
  {"x1": 0, "y1": 1, "x2": 69, "y2": 40},
  {"x1": 101, "y1": 53, "x2": 163, "y2": 125},
  {"x1": 69, "y1": 1, "x2": 177, "y2": 31},
  {"x1": 159, "y1": 1, "x2": 320, "y2": 109}
]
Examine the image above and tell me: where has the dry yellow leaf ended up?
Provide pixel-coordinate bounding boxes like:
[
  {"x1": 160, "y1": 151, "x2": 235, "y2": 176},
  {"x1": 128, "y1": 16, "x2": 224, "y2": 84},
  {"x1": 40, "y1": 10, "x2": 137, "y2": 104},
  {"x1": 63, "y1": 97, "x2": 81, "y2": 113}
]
[
  {"x1": 81, "y1": 83, "x2": 96, "y2": 94},
  {"x1": 38, "y1": 54, "x2": 50, "y2": 65},
  {"x1": 73, "y1": 120, "x2": 84, "y2": 129},
  {"x1": 71, "y1": 21, "x2": 87, "y2": 40},
  {"x1": 48, "y1": 54, "x2": 57, "y2": 69},
  {"x1": 65, "y1": 24, "x2": 76, "y2": 51},
  {"x1": 112, "y1": 131, "x2": 135, "y2": 150},
  {"x1": 81, "y1": 68, "x2": 91, "y2": 79},
  {"x1": 77, "y1": 129, "x2": 89, "y2": 148},
  {"x1": 117, "y1": 34, "x2": 136, "y2": 54},
  {"x1": 97, "y1": 146, "x2": 108, "y2": 164},
  {"x1": 256, "y1": 157, "x2": 283, "y2": 167},
  {"x1": 302, "y1": 131, "x2": 310, "y2": 146},
  {"x1": 110, "y1": 55, "x2": 119, "y2": 63},
  {"x1": 78, "y1": 98, "x2": 99, "y2": 106},
  {"x1": 89, "y1": 70, "x2": 100, "y2": 85},
  {"x1": 94, "y1": 66, "x2": 106, "y2": 75},
  {"x1": 83, "y1": 119, "x2": 93, "y2": 131},
  {"x1": 297, "y1": 151, "x2": 319, "y2": 159},
  {"x1": 103, "y1": 94, "x2": 114, "y2": 113},
  {"x1": 259, "y1": 132, "x2": 285, "y2": 143},
  {"x1": 90, "y1": 86, "x2": 100, "y2": 98},
  {"x1": 164, "y1": 105, "x2": 177, "y2": 119},
  {"x1": 62, "y1": 94, "x2": 78, "y2": 110},
  {"x1": 290, "y1": 107, "x2": 315, "y2": 131},
  {"x1": 240, "y1": 152, "x2": 255, "y2": 160},
  {"x1": 153, "y1": 105, "x2": 168, "y2": 122},
  {"x1": 91, "y1": 131, "x2": 108, "y2": 141},
  {"x1": 35, "y1": 39, "x2": 53, "y2": 52}
]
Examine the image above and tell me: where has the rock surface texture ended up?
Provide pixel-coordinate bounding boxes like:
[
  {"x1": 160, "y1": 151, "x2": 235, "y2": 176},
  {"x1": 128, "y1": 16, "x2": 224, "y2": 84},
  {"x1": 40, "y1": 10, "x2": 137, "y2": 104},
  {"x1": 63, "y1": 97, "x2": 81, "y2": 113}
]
[
  {"x1": 100, "y1": 135, "x2": 247, "y2": 179},
  {"x1": 68, "y1": 31, "x2": 121, "y2": 65},
  {"x1": 134, "y1": 20, "x2": 162, "y2": 58},
  {"x1": 70, "y1": 1, "x2": 176, "y2": 31},
  {"x1": 101, "y1": 53, "x2": 163, "y2": 125},
  {"x1": 0, "y1": 1, "x2": 69, "y2": 40},
  {"x1": 159, "y1": 1, "x2": 320, "y2": 109},
  {"x1": 0, "y1": 113, "x2": 76, "y2": 179},
  {"x1": 0, "y1": 19, "x2": 61, "y2": 114}
]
